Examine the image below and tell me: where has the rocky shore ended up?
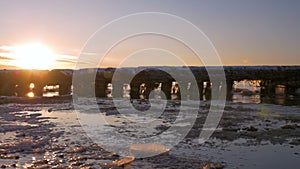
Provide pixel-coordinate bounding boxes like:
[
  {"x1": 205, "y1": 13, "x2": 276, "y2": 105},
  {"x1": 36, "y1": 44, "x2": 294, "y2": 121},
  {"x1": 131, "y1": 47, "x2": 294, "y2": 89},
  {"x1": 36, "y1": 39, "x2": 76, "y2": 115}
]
[
  {"x1": 0, "y1": 97, "x2": 299, "y2": 168},
  {"x1": 0, "y1": 98, "x2": 225, "y2": 169}
]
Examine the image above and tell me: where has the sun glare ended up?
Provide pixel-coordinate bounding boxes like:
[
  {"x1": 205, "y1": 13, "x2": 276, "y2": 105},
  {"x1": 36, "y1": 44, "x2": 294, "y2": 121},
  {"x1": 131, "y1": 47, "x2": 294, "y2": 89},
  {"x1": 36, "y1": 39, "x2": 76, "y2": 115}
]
[{"x1": 12, "y1": 44, "x2": 56, "y2": 69}]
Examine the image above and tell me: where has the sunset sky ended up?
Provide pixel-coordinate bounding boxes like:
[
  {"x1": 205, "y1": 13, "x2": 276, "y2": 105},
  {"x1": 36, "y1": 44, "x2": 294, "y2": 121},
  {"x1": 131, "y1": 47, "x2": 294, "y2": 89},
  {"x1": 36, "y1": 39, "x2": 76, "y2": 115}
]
[{"x1": 0, "y1": 0, "x2": 300, "y2": 69}]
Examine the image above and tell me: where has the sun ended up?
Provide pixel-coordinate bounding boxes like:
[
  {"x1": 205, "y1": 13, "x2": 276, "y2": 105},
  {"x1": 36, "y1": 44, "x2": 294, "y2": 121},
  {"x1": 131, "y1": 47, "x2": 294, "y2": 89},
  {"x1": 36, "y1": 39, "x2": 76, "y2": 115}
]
[{"x1": 12, "y1": 43, "x2": 56, "y2": 69}]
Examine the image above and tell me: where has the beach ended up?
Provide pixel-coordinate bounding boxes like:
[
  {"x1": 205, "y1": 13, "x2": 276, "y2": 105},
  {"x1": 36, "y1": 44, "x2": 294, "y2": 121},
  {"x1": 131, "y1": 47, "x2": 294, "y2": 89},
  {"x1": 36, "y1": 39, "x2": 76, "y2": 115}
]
[{"x1": 0, "y1": 97, "x2": 299, "y2": 168}]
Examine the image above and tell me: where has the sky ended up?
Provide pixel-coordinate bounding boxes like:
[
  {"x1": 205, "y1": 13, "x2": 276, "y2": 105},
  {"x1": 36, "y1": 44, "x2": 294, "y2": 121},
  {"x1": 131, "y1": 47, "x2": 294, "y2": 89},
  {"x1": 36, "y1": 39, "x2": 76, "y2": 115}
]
[{"x1": 0, "y1": 0, "x2": 300, "y2": 69}]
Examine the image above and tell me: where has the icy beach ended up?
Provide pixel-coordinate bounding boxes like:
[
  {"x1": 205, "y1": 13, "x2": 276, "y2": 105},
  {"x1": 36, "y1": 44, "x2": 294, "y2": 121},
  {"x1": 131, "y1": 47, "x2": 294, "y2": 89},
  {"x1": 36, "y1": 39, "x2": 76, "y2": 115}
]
[{"x1": 0, "y1": 97, "x2": 299, "y2": 168}]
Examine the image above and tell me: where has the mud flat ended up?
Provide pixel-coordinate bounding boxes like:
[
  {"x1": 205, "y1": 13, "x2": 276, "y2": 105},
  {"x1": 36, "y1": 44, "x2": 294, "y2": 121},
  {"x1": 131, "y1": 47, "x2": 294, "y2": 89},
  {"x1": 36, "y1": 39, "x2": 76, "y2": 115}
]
[
  {"x1": 0, "y1": 97, "x2": 299, "y2": 168},
  {"x1": 0, "y1": 98, "x2": 223, "y2": 169}
]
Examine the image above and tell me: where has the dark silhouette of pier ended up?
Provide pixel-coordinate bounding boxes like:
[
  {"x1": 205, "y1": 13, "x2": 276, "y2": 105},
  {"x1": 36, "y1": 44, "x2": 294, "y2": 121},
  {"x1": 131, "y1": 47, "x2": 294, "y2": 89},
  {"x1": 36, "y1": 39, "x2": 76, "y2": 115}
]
[{"x1": 0, "y1": 66, "x2": 299, "y2": 100}]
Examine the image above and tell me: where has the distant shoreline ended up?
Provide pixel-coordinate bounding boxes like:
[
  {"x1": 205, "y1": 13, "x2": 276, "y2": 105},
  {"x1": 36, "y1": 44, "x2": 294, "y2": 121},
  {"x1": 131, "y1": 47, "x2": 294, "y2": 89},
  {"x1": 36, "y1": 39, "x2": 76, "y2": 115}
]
[{"x1": 1, "y1": 65, "x2": 300, "y2": 71}]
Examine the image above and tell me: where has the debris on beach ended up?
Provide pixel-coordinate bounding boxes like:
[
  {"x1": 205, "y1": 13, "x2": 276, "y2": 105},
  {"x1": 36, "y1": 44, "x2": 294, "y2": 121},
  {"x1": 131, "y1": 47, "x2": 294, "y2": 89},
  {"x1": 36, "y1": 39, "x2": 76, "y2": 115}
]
[{"x1": 113, "y1": 156, "x2": 135, "y2": 167}]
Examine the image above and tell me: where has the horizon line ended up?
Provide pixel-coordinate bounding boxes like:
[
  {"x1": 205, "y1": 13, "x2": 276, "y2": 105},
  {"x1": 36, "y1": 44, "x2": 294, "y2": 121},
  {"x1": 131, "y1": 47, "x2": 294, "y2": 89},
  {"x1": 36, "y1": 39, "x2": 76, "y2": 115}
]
[{"x1": 1, "y1": 65, "x2": 300, "y2": 71}]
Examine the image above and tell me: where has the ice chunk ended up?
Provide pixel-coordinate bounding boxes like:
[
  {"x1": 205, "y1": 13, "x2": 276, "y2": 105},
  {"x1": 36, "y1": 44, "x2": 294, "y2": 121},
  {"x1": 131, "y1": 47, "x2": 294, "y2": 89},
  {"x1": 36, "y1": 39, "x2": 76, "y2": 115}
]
[{"x1": 130, "y1": 143, "x2": 169, "y2": 158}]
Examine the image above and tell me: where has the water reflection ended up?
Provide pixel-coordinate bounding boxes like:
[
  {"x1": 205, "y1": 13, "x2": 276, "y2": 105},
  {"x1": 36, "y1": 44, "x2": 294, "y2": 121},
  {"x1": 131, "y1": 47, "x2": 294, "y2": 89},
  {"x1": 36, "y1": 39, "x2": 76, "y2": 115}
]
[
  {"x1": 26, "y1": 83, "x2": 35, "y2": 98},
  {"x1": 9, "y1": 80, "x2": 300, "y2": 106},
  {"x1": 232, "y1": 80, "x2": 261, "y2": 104},
  {"x1": 29, "y1": 83, "x2": 35, "y2": 89},
  {"x1": 43, "y1": 85, "x2": 59, "y2": 97},
  {"x1": 275, "y1": 85, "x2": 285, "y2": 96},
  {"x1": 171, "y1": 81, "x2": 180, "y2": 100},
  {"x1": 232, "y1": 80, "x2": 300, "y2": 105},
  {"x1": 203, "y1": 81, "x2": 211, "y2": 101},
  {"x1": 152, "y1": 82, "x2": 163, "y2": 100},
  {"x1": 232, "y1": 94, "x2": 261, "y2": 104},
  {"x1": 139, "y1": 83, "x2": 146, "y2": 99},
  {"x1": 27, "y1": 91, "x2": 34, "y2": 98},
  {"x1": 123, "y1": 83, "x2": 131, "y2": 98},
  {"x1": 106, "y1": 83, "x2": 113, "y2": 98}
]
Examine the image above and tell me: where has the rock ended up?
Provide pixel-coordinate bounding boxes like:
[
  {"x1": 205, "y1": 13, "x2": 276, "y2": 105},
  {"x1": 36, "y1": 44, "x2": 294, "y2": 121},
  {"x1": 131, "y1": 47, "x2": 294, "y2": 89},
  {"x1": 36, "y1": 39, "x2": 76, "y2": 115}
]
[
  {"x1": 289, "y1": 139, "x2": 300, "y2": 146},
  {"x1": 0, "y1": 148, "x2": 8, "y2": 154},
  {"x1": 130, "y1": 144, "x2": 169, "y2": 158},
  {"x1": 0, "y1": 154, "x2": 19, "y2": 159},
  {"x1": 106, "y1": 153, "x2": 120, "y2": 160},
  {"x1": 28, "y1": 113, "x2": 42, "y2": 117},
  {"x1": 281, "y1": 124, "x2": 299, "y2": 130},
  {"x1": 51, "y1": 164, "x2": 64, "y2": 169},
  {"x1": 16, "y1": 138, "x2": 33, "y2": 151},
  {"x1": 66, "y1": 146, "x2": 86, "y2": 153},
  {"x1": 0, "y1": 164, "x2": 8, "y2": 168},
  {"x1": 57, "y1": 153, "x2": 64, "y2": 158},
  {"x1": 222, "y1": 127, "x2": 239, "y2": 132},
  {"x1": 69, "y1": 156, "x2": 87, "y2": 162},
  {"x1": 33, "y1": 148, "x2": 45, "y2": 154},
  {"x1": 112, "y1": 156, "x2": 135, "y2": 167},
  {"x1": 34, "y1": 164, "x2": 50, "y2": 169},
  {"x1": 203, "y1": 162, "x2": 225, "y2": 169},
  {"x1": 33, "y1": 159, "x2": 48, "y2": 165},
  {"x1": 244, "y1": 126, "x2": 258, "y2": 132},
  {"x1": 11, "y1": 164, "x2": 17, "y2": 168}
]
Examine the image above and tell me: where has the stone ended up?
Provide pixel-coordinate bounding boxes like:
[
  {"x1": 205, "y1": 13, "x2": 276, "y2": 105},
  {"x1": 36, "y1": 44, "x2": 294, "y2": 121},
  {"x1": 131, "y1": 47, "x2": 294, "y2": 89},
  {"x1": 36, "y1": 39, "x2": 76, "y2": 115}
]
[
  {"x1": 203, "y1": 162, "x2": 225, "y2": 169},
  {"x1": 130, "y1": 144, "x2": 169, "y2": 158},
  {"x1": 113, "y1": 156, "x2": 135, "y2": 167},
  {"x1": 244, "y1": 126, "x2": 258, "y2": 132}
]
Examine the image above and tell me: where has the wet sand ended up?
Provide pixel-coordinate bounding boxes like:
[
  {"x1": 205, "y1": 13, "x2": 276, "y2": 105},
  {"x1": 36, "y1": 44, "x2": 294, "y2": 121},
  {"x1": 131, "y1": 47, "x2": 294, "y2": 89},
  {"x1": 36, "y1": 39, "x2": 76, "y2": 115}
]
[{"x1": 0, "y1": 97, "x2": 299, "y2": 168}]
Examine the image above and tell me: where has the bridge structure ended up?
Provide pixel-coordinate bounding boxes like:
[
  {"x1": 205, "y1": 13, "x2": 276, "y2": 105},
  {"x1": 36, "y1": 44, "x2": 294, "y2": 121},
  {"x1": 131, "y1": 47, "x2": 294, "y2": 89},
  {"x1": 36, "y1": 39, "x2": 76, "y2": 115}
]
[{"x1": 0, "y1": 66, "x2": 299, "y2": 100}]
